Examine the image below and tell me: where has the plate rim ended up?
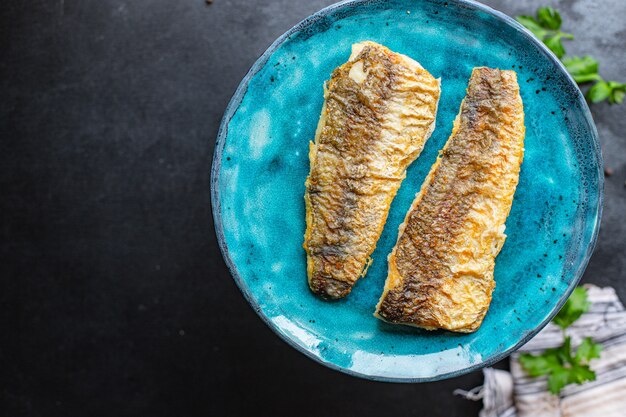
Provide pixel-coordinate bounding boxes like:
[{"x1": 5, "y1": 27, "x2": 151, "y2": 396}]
[{"x1": 210, "y1": 0, "x2": 604, "y2": 382}]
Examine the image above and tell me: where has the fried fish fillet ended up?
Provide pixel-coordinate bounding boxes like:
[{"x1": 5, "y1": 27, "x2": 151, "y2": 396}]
[
  {"x1": 375, "y1": 67, "x2": 525, "y2": 332},
  {"x1": 303, "y1": 41, "x2": 441, "y2": 299}
]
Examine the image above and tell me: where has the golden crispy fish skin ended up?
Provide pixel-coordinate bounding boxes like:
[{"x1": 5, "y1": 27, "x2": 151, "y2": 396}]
[
  {"x1": 303, "y1": 41, "x2": 441, "y2": 299},
  {"x1": 375, "y1": 67, "x2": 525, "y2": 332}
]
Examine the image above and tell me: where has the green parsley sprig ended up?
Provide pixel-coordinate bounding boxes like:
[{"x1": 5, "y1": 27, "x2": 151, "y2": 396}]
[
  {"x1": 516, "y1": 7, "x2": 573, "y2": 59},
  {"x1": 516, "y1": 7, "x2": 625, "y2": 105},
  {"x1": 519, "y1": 287, "x2": 602, "y2": 395}
]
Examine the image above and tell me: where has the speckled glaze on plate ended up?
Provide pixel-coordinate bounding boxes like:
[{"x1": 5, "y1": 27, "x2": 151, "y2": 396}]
[{"x1": 211, "y1": 0, "x2": 602, "y2": 382}]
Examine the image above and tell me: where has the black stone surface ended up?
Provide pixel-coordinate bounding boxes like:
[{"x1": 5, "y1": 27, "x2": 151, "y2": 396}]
[{"x1": 1, "y1": 1, "x2": 624, "y2": 416}]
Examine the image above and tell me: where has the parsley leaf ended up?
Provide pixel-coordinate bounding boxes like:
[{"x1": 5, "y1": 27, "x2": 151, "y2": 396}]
[
  {"x1": 548, "y1": 367, "x2": 571, "y2": 394},
  {"x1": 519, "y1": 287, "x2": 602, "y2": 395},
  {"x1": 516, "y1": 16, "x2": 548, "y2": 39},
  {"x1": 587, "y1": 81, "x2": 611, "y2": 102},
  {"x1": 547, "y1": 361, "x2": 594, "y2": 394},
  {"x1": 587, "y1": 81, "x2": 626, "y2": 104},
  {"x1": 537, "y1": 7, "x2": 562, "y2": 30},
  {"x1": 516, "y1": 8, "x2": 573, "y2": 58},
  {"x1": 519, "y1": 348, "x2": 560, "y2": 376},
  {"x1": 575, "y1": 337, "x2": 603, "y2": 362},
  {"x1": 562, "y1": 56, "x2": 602, "y2": 83},
  {"x1": 553, "y1": 287, "x2": 590, "y2": 329},
  {"x1": 520, "y1": 335, "x2": 600, "y2": 395},
  {"x1": 568, "y1": 363, "x2": 596, "y2": 384},
  {"x1": 544, "y1": 34, "x2": 567, "y2": 58},
  {"x1": 607, "y1": 81, "x2": 626, "y2": 104},
  {"x1": 515, "y1": 7, "x2": 624, "y2": 105}
]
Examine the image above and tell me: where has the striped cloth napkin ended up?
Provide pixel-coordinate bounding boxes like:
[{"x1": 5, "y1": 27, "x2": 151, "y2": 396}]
[{"x1": 456, "y1": 285, "x2": 626, "y2": 417}]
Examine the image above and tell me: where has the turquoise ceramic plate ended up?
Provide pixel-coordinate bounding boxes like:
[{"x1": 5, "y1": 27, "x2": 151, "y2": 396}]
[{"x1": 211, "y1": 0, "x2": 602, "y2": 381}]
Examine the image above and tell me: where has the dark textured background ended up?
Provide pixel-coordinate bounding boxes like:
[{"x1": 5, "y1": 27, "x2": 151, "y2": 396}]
[{"x1": 1, "y1": 1, "x2": 624, "y2": 416}]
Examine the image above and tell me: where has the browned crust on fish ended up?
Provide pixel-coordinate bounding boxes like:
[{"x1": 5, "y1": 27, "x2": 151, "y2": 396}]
[
  {"x1": 375, "y1": 67, "x2": 525, "y2": 331},
  {"x1": 304, "y1": 42, "x2": 440, "y2": 299}
]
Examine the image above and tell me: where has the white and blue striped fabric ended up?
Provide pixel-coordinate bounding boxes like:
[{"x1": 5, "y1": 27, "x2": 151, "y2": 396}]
[{"x1": 456, "y1": 285, "x2": 626, "y2": 417}]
